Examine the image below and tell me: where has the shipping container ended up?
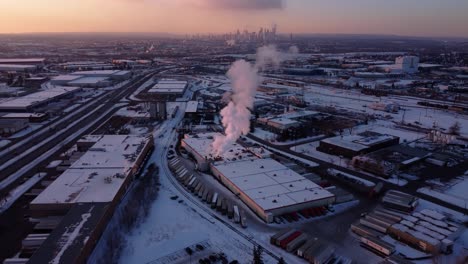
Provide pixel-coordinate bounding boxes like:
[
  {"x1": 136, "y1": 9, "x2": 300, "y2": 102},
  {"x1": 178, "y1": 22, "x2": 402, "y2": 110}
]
[
  {"x1": 234, "y1": 205, "x2": 240, "y2": 223},
  {"x1": 351, "y1": 223, "x2": 380, "y2": 238},
  {"x1": 270, "y1": 229, "x2": 295, "y2": 245},
  {"x1": 198, "y1": 185, "x2": 205, "y2": 198},
  {"x1": 216, "y1": 195, "x2": 223, "y2": 211},
  {"x1": 212, "y1": 193, "x2": 219, "y2": 208},
  {"x1": 286, "y1": 233, "x2": 308, "y2": 252},
  {"x1": 227, "y1": 201, "x2": 234, "y2": 219},
  {"x1": 202, "y1": 188, "x2": 210, "y2": 202},
  {"x1": 360, "y1": 218, "x2": 387, "y2": 233},
  {"x1": 296, "y1": 239, "x2": 318, "y2": 257},
  {"x1": 360, "y1": 236, "x2": 395, "y2": 256},
  {"x1": 279, "y1": 231, "x2": 302, "y2": 249}
]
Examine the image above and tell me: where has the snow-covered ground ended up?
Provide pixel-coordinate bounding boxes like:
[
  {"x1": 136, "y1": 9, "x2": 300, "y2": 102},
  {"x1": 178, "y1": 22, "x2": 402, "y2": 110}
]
[
  {"x1": 291, "y1": 141, "x2": 408, "y2": 186},
  {"x1": 446, "y1": 176, "x2": 468, "y2": 200},
  {"x1": 120, "y1": 186, "x2": 268, "y2": 264},
  {"x1": 417, "y1": 175, "x2": 468, "y2": 211},
  {"x1": 303, "y1": 84, "x2": 468, "y2": 137},
  {"x1": 418, "y1": 187, "x2": 467, "y2": 210}
]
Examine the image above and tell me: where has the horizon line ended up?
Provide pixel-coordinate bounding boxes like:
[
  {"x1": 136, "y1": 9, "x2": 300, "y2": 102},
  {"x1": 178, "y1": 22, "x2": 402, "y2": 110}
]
[{"x1": 1, "y1": 31, "x2": 467, "y2": 40}]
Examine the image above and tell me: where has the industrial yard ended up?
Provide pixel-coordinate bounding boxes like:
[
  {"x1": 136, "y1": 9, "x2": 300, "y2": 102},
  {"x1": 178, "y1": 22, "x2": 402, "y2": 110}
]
[{"x1": 0, "y1": 18, "x2": 468, "y2": 264}]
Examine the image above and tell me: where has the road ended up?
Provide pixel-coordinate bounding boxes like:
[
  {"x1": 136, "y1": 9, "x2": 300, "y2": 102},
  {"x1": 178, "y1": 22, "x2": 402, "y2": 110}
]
[{"x1": 0, "y1": 71, "x2": 158, "y2": 197}]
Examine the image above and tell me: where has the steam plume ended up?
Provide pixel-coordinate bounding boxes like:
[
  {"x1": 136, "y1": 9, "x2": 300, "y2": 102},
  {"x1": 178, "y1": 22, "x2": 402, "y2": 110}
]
[{"x1": 212, "y1": 45, "x2": 299, "y2": 156}]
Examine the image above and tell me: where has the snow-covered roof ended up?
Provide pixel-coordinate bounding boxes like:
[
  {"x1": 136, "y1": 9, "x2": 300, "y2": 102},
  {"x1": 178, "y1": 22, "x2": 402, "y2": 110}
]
[
  {"x1": 31, "y1": 135, "x2": 151, "y2": 205},
  {"x1": 68, "y1": 76, "x2": 110, "y2": 85},
  {"x1": 0, "y1": 86, "x2": 81, "y2": 110},
  {"x1": 212, "y1": 158, "x2": 334, "y2": 211},
  {"x1": 185, "y1": 101, "x2": 199, "y2": 113},
  {"x1": 148, "y1": 79, "x2": 187, "y2": 94}
]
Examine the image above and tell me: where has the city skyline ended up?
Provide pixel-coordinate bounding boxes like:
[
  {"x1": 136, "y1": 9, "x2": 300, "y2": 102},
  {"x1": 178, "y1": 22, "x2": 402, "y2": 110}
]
[{"x1": 1, "y1": 0, "x2": 468, "y2": 38}]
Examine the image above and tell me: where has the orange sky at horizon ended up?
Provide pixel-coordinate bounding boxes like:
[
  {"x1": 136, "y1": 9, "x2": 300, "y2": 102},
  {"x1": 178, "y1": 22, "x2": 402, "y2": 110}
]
[{"x1": 1, "y1": 0, "x2": 468, "y2": 37}]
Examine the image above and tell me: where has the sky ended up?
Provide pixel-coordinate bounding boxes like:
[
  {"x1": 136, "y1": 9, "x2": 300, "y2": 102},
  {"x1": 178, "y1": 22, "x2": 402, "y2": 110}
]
[{"x1": 1, "y1": 0, "x2": 468, "y2": 37}]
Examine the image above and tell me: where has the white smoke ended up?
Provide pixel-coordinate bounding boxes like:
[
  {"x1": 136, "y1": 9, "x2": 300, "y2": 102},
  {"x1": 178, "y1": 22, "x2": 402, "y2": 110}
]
[
  {"x1": 212, "y1": 45, "x2": 295, "y2": 156},
  {"x1": 288, "y1": 45, "x2": 299, "y2": 54},
  {"x1": 226, "y1": 39, "x2": 236, "y2": 46}
]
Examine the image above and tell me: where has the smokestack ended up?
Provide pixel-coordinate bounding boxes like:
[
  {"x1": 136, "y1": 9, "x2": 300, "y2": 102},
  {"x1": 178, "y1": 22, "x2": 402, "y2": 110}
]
[{"x1": 212, "y1": 45, "x2": 300, "y2": 156}]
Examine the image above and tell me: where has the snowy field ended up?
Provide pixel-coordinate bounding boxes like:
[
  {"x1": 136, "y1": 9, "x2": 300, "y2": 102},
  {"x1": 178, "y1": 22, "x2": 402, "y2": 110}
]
[
  {"x1": 119, "y1": 186, "x2": 271, "y2": 264},
  {"x1": 303, "y1": 84, "x2": 468, "y2": 137},
  {"x1": 418, "y1": 175, "x2": 468, "y2": 210}
]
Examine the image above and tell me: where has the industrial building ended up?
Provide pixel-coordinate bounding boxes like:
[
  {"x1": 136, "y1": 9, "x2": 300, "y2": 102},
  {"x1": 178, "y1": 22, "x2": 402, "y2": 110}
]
[
  {"x1": 0, "y1": 118, "x2": 28, "y2": 136},
  {"x1": 257, "y1": 110, "x2": 320, "y2": 133},
  {"x1": 317, "y1": 131, "x2": 400, "y2": 158},
  {"x1": 0, "y1": 86, "x2": 82, "y2": 112},
  {"x1": 23, "y1": 134, "x2": 153, "y2": 263},
  {"x1": 50, "y1": 70, "x2": 131, "y2": 87},
  {"x1": 181, "y1": 133, "x2": 335, "y2": 223},
  {"x1": 148, "y1": 79, "x2": 187, "y2": 95},
  {"x1": 30, "y1": 134, "x2": 154, "y2": 215},
  {"x1": 0, "y1": 64, "x2": 38, "y2": 72},
  {"x1": 0, "y1": 58, "x2": 46, "y2": 65}
]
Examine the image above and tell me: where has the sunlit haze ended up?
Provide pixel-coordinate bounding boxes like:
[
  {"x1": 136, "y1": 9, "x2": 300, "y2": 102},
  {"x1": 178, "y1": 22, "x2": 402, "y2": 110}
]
[{"x1": 1, "y1": 0, "x2": 468, "y2": 37}]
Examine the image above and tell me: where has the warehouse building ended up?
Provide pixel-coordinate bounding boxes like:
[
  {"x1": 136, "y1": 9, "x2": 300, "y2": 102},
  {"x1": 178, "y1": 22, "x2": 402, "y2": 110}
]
[
  {"x1": 0, "y1": 86, "x2": 82, "y2": 112},
  {"x1": 0, "y1": 64, "x2": 38, "y2": 72},
  {"x1": 257, "y1": 110, "x2": 321, "y2": 133},
  {"x1": 317, "y1": 131, "x2": 400, "y2": 158},
  {"x1": 50, "y1": 70, "x2": 131, "y2": 87},
  {"x1": 30, "y1": 134, "x2": 154, "y2": 216},
  {"x1": 148, "y1": 79, "x2": 187, "y2": 95},
  {"x1": 0, "y1": 58, "x2": 46, "y2": 66},
  {"x1": 181, "y1": 133, "x2": 335, "y2": 223}
]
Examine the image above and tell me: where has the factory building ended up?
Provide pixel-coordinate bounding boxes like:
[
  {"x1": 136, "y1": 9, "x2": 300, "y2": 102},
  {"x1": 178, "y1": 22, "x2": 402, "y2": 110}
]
[
  {"x1": 257, "y1": 110, "x2": 321, "y2": 133},
  {"x1": 317, "y1": 131, "x2": 400, "y2": 158},
  {"x1": 26, "y1": 134, "x2": 153, "y2": 263},
  {"x1": 181, "y1": 133, "x2": 335, "y2": 223},
  {"x1": 30, "y1": 134, "x2": 154, "y2": 216},
  {"x1": 148, "y1": 79, "x2": 187, "y2": 95}
]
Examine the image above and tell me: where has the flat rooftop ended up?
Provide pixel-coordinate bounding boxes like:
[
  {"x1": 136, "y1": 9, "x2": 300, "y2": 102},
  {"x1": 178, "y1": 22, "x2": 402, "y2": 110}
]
[
  {"x1": 51, "y1": 75, "x2": 83, "y2": 82},
  {"x1": 182, "y1": 132, "x2": 249, "y2": 161},
  {"x1": 0, "y1": 58, "x2": 45, "y2": 63},
  {"x1": 70, "y1": 70, "x2": 120, "y2": 76},
  {"x1": 183, "y1": 132, "x2": 334, "y2": 212},
  {"x1": 322, "y1": 132, "x2": 399, "y2": 152},
  {"x1": 212, "y1": 158, "x2": 334, "y2": 211},
  {"x1": 31, "y1": 135, "x2": 151, "y2": 205},
  {"x1": 0, "y1": 112, "x2": 46, "y2": 119},
  {"x1": 185, "y1": 101, "x2": 199, "y2": 113},
  {"x1": 0, "y1": 86, "x2": 81, "y2": 110},
  {"x1": 68, "y1": 77, "x2": 110, "y2": 85},
  {"x1": 148, "y1": 79, "x2": 187, "y2": 94}
]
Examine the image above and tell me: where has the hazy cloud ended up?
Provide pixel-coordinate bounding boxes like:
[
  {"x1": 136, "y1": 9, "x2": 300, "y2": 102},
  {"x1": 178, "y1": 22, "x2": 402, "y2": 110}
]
[
  {"x1": 204, "y1": 0, "x2": 284, "y2": 10},
  {"x1": 176, "y1": 0, "x2": 285, "y2": 10}
]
